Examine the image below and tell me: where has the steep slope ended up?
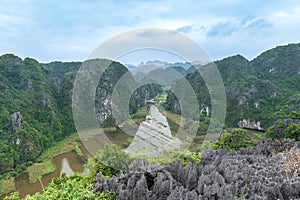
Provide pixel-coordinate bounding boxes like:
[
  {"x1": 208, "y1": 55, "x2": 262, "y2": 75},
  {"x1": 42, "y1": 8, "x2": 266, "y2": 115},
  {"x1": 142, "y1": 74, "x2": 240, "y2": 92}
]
[
  {"x1": 164, "y1": 43, "x2": 300, "y2": 131},
  {"x1": 250, "y1": 43, "x2": 300, "y2": 115},
  {"x1": 0, "y1": 55, "x2": 162, "y2": 175},
  {"x1": 0, "y1": 54, "x2": 63, "y2": 174}
]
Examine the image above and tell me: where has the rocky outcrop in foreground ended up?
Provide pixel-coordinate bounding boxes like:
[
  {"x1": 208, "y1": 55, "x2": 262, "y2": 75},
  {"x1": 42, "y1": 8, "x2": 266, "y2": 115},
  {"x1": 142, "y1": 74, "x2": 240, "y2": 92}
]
[{"x1": 94, "y1": 139, "x2": 300, "y2": 200}]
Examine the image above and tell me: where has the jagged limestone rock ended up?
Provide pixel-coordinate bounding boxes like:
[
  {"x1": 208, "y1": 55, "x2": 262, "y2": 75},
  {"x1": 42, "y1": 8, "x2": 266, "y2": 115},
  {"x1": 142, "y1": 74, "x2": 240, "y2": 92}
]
[
  {"x1": 238, "y1": 119, "x2": 263, "y2": 130},
  {"x1": 94, "y1": 140, "x2": 300, "y2": 199},
  {"x1": 10, "y1": 112, "x2": 22, "y2": 134}
]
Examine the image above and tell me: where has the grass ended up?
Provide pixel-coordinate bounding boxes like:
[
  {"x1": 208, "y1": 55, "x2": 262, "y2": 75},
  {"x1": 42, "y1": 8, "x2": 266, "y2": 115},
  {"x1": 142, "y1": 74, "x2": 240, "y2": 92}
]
[
  {"x1": 163, "y1": 110, "x2": 182, "y2": 125},
  {"x1": 131, "y1": 106, "x2": 149, "y2": 124},
  {"x1": 27, "y1": 159, "x2": 56, "y2": 184},
  {"x1": 244, "y1": 129, "x2": 266, "y2": 143},
  {"x1": 26, "y1": 133, "x2": 85, "y2": 184},
  {"x1": 102, "y1": 127, "x2": 117, "y2": 132},
  {"x1": 41, "y1": 134, "x2": 83, "y2": 161},
  {"x1": 105, "y1": 128, "x2": 134, "y2": 148},
  {"x1": 0, "y1": 133, "x2": 85, "y2": 196},
  {"x1": 0, "y1": 177, "x2": 15, "y2": 197},
  {"x1": 155, "y1": 93, "x2": 167, "y2": 102}
]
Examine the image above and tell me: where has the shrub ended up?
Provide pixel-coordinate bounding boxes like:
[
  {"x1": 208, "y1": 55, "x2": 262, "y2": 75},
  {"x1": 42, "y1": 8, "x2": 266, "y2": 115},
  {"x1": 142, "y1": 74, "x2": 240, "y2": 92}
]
[
  {"x1": 96, "y1": 144, "x2": 133, "y2": 172},
  {"x1": 213, "y1": 128, "x2": 253, "y2": 152},
  {"x1": 285, "y1": 123, "x2": 300, "y2": 141},
  {"x1": 266, "y1": 126, "x2": 279, "y2": 140},
  {"x1": 289, "y1": 111, "x2": 300, "y2": 119}
]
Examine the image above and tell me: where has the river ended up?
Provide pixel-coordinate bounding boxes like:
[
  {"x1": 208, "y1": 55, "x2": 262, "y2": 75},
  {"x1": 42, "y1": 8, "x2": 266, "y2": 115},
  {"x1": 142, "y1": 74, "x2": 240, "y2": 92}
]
[
  {"x1": 5, "y1": 105, "x2": 179, "y2": 199},
  {"x1": 126, "y1": 104, "x2": 182, "y2": 156},
  {"x1": 13, "y1": 149, "x2": 86, "y2": 199}
]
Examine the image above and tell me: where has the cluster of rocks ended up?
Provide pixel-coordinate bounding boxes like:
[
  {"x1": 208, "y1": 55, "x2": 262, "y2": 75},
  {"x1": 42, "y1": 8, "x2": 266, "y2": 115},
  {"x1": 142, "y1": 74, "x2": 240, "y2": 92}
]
[
  {"x1": 94, "y1": 139, "x2": 300, "y2": 199},
  {"x1": 238, "y1": 119, "x2": 263, "y2": 131}
]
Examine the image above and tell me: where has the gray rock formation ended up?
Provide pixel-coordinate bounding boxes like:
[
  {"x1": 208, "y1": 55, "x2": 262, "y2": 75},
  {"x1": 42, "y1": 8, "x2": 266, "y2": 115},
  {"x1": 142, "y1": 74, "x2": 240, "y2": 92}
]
[
  {"x1": 10, "y1": 112, "x2": 22, "y2": 134},
  {"x1": 94, "y1": 139, "x2": 300, "y2": 199},
  {"x1": 238, "y1": 119, "x2": 263, "y2": 130}
]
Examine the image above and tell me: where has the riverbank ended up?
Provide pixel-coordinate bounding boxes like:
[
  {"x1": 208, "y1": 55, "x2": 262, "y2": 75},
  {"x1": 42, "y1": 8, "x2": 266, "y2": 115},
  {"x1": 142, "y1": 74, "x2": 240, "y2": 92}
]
[
  {"x1": 0, "y1": 133, "x2": 87, "y2": 199},
  {"x1": 27, "y1": 133, "x2": 84, "y2": 184},
  {"x1": 1, "y1": 106, "x2": 150, "y2": 199}
]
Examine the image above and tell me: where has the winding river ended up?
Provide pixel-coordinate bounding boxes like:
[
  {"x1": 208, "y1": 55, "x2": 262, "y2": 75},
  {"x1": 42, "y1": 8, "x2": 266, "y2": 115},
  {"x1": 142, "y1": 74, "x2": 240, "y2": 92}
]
[
  {"x1": 14, "y1": 149, "x2": 85, "y2": 199},
  {"x1": 6, "y1": 105, "x2": 180, "y2": 199}
]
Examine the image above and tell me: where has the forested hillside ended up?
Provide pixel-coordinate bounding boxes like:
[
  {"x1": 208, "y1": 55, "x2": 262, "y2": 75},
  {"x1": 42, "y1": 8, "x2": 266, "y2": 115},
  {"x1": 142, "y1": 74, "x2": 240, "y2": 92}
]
[
  {"x1": 165, "y1": 43, "x2": 300, "y2": 131},
  {"x1": 0, "y1": 55, "x2": 162, "y2": 176}
]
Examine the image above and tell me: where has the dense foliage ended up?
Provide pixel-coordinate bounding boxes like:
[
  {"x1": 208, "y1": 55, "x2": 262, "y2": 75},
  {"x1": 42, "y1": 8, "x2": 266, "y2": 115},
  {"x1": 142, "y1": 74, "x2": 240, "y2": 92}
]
[
  {"x1": 266, "y1": 111, "x2": 300, "y2": 140},
  {"x1": 212, "y1": 128, "x2": 255, "y2": 151},
  {"x1": 0, "y1": 55, "x2": 162, "y2": 178},
  {"x1": 4, "y1": 174, "x2": 117, "y2": 200},
  {"x1": 164, "y1": 43, "x2": 300, "y2": 132}
]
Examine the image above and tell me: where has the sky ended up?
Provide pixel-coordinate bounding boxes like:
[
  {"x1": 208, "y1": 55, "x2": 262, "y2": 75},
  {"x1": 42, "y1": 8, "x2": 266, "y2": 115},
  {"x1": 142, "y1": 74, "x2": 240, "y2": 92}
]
[{"x1": 0, "y1": 0, "x2": 300, "y2": 64}]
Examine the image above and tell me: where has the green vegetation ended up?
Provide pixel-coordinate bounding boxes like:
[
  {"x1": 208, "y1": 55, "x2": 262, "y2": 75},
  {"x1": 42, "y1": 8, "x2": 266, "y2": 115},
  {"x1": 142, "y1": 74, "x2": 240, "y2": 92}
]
[
  {"x1": 96, "y1": 144, "x2": 133, "y2": 172},
  {"x1": 285, "y1": 123, "x2": 300, "y2": 141},
  {"x1": 0, "y1": 133, "x2": 84, "y2": 197},
  {"x1": 4, "y1": 174, "x2": 117, "y2": 200},
  {"x1": 289, "y1": 111, "x2": 300, "y2": 119},
  {"x1": 0, "y1": 54, "x2": 162, "y2": 181},
  {"x1": 267, "y1": 125, "x2": 280, "y2": 140},
  {"x1": 213, "y1": 128, "x2": 258, "y2": 152},
  {"x1": 40, "y1": 133, "x2": 83, "y2": 161},
  {"x1": 164, "y1": 43, "x2": 300, "y2": 131},
  {"x1": 155, "y1": 93, "x2": 167, "y2": 102},
  {"x1": 147, "y1": 149, "x2": 201, "y2": 166},
  {"x1": 1, "y1": 43, "x2": 300, "y2": 199},
  {"x1": 26, "y1": 133, "x2": 83, "y2": 183},
  {"x1": 266, "y1": 109, "x2": 300, "y2": 141},
  {"x1": 0, "y1": 178, "x2": 15, "y2": 197},
  {"x1": 130, "y1": 106, "x2": 149, "y2": 124},
  {"x1": 27, "y1": 174, "x2": 115, "y2": 200},
  {"x1": 27, "y1": 159, "x2": 56, "y2": 184}
]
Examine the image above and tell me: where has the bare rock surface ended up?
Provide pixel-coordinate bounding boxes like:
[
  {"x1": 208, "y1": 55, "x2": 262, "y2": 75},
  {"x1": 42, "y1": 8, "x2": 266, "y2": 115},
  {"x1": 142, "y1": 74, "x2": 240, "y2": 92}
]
[{"x1": 94, "y1": 139, "x2": 300, "y2": 199}]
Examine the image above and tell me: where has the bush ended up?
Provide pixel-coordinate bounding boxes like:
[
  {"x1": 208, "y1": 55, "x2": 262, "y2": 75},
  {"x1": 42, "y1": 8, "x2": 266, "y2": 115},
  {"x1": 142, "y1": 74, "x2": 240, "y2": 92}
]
[
  {"x1": 4, "y1": 192, "x2": 20, "y2": 200},
  {"x1": 285, "y1": 123, "x2": 300, "y2": 141},
  {"x1": 267, "y1": 126, "x2": 279, "y2": 140},
  {"x1": 24, "y1": 174, "x2": 116, "y2": 200},
  {"x1": 213, "y1": 128, "x2": 253, "y2": 152},
  {"x1": 289, "y1": 111, "x2": 300, "y2": 119},
  {"x1": 146, "y1": 149, "x2": 201, "y2": 166},
  {"x1": 96, "y1": 144, "x2": 133, "y2": 172}
]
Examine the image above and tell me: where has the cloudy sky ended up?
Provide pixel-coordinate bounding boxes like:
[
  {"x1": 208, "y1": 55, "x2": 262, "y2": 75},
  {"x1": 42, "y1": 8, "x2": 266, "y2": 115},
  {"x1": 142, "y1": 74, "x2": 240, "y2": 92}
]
[{"x1": 0, "y1": 0, "x2": 300, "y2": 64}]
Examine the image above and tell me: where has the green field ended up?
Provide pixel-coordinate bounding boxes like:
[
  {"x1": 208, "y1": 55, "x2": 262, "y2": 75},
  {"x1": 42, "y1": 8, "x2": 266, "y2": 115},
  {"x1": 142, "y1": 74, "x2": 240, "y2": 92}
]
[
  {"x1": 155, "y1": 93, "x2": 168, "y2": 102},
  {"x1": 27, "y1": 160, "x2": 56, "y2": 184}
]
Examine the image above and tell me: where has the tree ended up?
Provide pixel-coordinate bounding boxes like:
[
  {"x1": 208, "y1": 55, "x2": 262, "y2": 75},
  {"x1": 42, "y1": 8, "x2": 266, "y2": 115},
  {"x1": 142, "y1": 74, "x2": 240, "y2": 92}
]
[
  {"x1": 213, "y1": 128, "x2": 253, "y2": 152},
  {"x1": 266, "y1": 125, "x2": 279, "y2": 140},
  {"x1": 289, "y1": 111, "x2": 300, "y2": 119},
  {"x1": 285, "y1": 123, "x2": 300, "y2": 141},
  {"x1": 96, "y1": 144, "x2": 133, "y2": 172}
]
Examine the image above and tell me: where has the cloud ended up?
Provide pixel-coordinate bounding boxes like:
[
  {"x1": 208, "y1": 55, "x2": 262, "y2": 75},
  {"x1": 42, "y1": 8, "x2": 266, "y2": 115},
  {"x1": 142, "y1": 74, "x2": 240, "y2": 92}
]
[
  {"x1": 207, "y1": 21, "x2": 238, "y2": 37},
  {"x1": 0, "y1": 0, "x2": 299, "y2": 62},
  {"x1": 176, "y1": 25, "x2": 194, "y2": 33},
  {"x1": 206, "y1": 17, "x2": 273, "y2": 37}
]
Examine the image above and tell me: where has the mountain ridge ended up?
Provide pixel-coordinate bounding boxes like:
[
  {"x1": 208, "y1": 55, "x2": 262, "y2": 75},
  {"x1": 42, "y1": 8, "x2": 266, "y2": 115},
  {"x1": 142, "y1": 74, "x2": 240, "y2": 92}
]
[{"x1": 164, "y1": 42, "x2": 300, "y2": 131}]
